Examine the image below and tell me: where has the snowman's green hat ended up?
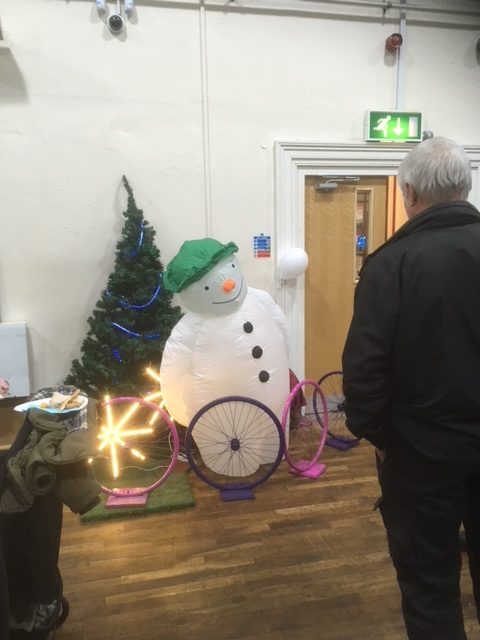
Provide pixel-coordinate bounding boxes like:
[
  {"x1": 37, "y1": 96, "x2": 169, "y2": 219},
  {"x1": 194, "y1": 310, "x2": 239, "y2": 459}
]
[{"x1": 163, "y1": 238, "x2": 238, "y2": 293}]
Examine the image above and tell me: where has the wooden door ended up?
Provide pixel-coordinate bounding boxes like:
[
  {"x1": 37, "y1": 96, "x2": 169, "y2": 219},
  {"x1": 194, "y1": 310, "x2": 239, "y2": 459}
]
[{"x1": 304, "y1": 176, "x2": 388, "y2": 381}]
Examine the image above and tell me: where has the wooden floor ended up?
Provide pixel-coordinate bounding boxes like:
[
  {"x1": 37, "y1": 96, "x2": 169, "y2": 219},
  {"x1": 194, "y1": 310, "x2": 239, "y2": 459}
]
[{"x1": 56, "y1": 441, "x2": 480, "y2": 640}]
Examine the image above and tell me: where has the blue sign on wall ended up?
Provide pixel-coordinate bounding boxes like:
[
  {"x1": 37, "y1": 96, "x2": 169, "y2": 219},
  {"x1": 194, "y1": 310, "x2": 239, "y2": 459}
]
[{"x1": 253, "y1": 234, "x2": 271, "y2": 258}]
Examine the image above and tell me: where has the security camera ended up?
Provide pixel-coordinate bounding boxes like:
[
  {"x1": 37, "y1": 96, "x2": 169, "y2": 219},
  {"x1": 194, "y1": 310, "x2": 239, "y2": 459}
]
[{"x1": 108, "y1": 13, "x2": 125, "y2": 34}]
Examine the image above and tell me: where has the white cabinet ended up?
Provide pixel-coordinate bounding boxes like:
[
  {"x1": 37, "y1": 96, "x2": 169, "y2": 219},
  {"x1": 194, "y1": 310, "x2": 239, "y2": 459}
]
[{"x1": 0, "y1": 322, "x2": 30, "y2": 397}]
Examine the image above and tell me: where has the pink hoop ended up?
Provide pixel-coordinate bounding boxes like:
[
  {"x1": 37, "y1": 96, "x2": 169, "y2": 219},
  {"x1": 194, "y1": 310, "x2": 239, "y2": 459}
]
[
  {"x1": 281, "y1": 379, "x2": 329, "y2": 474},
  {"x1": 99, "y1": 396, "x2": 179, "y2": 498}
]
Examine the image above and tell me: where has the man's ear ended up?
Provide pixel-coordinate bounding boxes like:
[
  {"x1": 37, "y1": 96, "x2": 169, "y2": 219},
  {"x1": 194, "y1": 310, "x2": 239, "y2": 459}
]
[{"x1": 404, "y1": 183, "x2": 418, "y2": 208}]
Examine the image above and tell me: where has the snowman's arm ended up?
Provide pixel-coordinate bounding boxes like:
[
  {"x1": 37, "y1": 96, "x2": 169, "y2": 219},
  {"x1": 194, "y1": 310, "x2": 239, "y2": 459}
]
[
  {"x1": 161, "y1": 315, "x2": 200, "y2": 375},
  {"x1": 160, "y1": 316, "x2": 200, "y2": 424},
  {"x1": 249, "y1": 287, "x2": 290, "y2": 357}
]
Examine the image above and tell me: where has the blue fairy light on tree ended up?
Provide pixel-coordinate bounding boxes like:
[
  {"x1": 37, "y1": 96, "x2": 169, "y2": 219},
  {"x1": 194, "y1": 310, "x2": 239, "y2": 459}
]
[{"x1": 65, "y1": 176, "x2": 182, "y2": 398}]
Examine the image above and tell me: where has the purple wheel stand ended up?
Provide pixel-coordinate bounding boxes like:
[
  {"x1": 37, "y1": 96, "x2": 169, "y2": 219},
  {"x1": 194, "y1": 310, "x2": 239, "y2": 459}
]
[
  {"x1": 220, "y1": 487, "x2": 256, "y2": 502},
  {"x1": 326, "y1": 437, "x2": 359, "y2": 451}
]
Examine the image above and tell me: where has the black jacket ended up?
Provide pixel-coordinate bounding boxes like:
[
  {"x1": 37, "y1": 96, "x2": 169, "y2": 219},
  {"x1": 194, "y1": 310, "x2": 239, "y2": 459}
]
[{"x1": 342, "y1": 200, "x2": 480, "y2": 461}]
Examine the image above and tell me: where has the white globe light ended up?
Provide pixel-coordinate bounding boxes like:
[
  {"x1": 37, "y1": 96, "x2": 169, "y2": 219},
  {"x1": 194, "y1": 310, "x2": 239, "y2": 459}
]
[{"x1": 277, "y1": 248, "x2": 309, "y2": 280}]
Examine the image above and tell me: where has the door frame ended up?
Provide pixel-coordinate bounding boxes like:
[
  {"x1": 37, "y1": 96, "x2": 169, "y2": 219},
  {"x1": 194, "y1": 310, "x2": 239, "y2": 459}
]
[{"x1": 274, "y1": 141, "x2": 480, "y2": 378}]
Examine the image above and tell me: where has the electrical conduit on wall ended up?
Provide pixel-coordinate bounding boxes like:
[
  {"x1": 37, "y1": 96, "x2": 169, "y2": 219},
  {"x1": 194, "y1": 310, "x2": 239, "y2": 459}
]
[{"x1": 199, "y1": 1, "x2": 213, "y2": 238}]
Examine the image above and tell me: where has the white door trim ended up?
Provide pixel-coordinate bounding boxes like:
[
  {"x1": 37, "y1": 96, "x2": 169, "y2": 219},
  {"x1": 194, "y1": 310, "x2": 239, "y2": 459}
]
[{"x1": 274, "y1": 141, "x2": 480, "y2": 378}]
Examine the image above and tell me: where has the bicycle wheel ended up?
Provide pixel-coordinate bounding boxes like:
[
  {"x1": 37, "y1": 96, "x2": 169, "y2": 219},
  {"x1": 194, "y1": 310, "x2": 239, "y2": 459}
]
[
  {"x1": 316, "y1": 371, "x2": 358, "y2": 445},
  {"x1": 282, "y1": 379, "x2": 328, "y2": 478},
  {"x1": 185, "y1": 396, "x2": 284, "y2": 501},
  {"x1": 96, "y1": 396, "x2": 179, "y2": 505}
]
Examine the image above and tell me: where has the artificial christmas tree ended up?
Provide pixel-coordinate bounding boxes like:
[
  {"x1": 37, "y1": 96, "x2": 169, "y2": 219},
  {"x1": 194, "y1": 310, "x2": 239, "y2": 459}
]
[{"x1": 65, "y1": 176, "x2": 182, "y2": 398}]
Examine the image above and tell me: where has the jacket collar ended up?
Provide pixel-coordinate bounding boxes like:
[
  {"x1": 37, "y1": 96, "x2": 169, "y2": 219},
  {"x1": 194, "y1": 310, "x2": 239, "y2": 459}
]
[{"x1": 364, "y1": 201, "x2": 480, "y2": 266}]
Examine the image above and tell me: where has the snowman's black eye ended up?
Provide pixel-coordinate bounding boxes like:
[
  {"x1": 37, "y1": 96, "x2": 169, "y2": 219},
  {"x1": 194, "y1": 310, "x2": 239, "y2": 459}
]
[
  {"x1": 204, "y1": 286, "x2": 209, "y2": 291},
  {"x1": 231, "y1": 264, "x2": 235, "y2": 268}
]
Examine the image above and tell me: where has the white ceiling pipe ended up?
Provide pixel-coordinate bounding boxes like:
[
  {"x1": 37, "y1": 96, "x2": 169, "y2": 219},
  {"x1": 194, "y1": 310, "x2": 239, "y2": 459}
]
[
  {"x1": 297, "y1": 0, "x2": 480, "y2": 15},
  {"x1": 96, "y1": 0, "x2": 480, "y2": 16}
]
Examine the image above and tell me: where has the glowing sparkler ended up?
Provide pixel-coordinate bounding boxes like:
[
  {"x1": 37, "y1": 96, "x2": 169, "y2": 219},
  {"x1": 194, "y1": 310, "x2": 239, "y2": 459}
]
[
  {"x1": 98, "y1": 394, "x2": 154, "y2": 479},
  {"x1": 98, "y1": 368, "x2": 172, "y2": 479},
  {"x1": 145, "y1": 367, "x2": 167, "y2": 424},
  {"x1": 146, "y1": 367, "x2": 161, "y2": 385}
]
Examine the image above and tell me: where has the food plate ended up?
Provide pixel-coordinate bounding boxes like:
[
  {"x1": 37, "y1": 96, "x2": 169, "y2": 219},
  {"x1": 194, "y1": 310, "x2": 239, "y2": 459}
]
[{"x1": 14, "y1": 395, "x2": 88, "y2": 414}]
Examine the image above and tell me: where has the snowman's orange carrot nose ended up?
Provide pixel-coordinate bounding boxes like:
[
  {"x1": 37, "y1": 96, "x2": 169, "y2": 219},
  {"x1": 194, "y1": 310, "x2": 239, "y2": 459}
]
[{"x1": 223, "y1": 279, "x2": 236, "y2": 293}]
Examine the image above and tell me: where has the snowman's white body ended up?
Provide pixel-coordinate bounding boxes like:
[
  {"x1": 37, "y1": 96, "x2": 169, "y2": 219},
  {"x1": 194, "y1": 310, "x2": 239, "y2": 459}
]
[{"x1": 160, "y1": 286, "x2": 290, "y2": 432}]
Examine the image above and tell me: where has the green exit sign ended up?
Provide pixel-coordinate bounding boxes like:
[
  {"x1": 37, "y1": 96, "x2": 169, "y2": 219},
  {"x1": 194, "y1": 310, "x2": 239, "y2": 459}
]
[{"x1": 366, "y1": 110, "x2": 423, "y2": 142}]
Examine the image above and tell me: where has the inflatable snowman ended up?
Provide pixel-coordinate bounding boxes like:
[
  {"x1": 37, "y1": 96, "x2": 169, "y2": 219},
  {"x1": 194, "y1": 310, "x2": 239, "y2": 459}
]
[{"x1": 160, "y1": 238, "x2": 290, "y2": 449}]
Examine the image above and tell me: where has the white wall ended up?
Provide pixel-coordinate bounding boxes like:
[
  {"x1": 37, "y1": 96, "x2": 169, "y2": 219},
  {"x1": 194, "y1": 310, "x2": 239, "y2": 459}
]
[{"x1": 0, "y1": 0, "x2": 479, "y2": 391}]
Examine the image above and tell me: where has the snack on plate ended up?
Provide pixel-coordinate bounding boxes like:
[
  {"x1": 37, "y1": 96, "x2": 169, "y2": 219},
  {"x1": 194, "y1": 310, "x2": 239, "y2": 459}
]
[{"x1": 40, "y1": 389, "x2": 83, "y2": 411}]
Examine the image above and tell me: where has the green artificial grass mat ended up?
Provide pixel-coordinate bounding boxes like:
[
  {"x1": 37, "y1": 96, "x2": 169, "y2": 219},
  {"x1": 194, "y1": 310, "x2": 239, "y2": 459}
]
[{"x1": 80, "y1": 470, "x2": 194, "y2": 523}]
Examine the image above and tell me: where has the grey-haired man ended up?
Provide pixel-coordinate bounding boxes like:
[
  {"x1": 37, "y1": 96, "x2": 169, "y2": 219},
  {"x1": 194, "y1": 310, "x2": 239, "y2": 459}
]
[{"x1": 343, "y1": 137, "x2": 480, "y2": 640}]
